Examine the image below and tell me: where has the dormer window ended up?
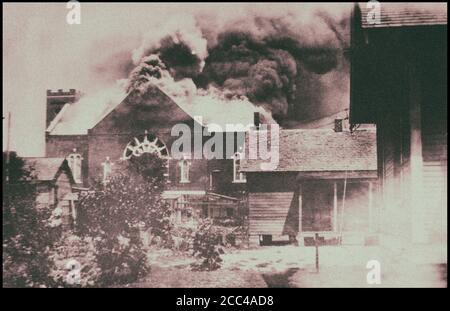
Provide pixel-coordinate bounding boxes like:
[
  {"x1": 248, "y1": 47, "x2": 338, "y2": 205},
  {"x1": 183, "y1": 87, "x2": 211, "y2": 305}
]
[
  {"x1": 67, "y1": 149, "x2": 82, "y2": 183},
  {"x1": 179, "y1": 159, "x2": 190, "y2": 183},
  {"x1": 233, "y1": 152, "x2": 246, "y2": 183}
]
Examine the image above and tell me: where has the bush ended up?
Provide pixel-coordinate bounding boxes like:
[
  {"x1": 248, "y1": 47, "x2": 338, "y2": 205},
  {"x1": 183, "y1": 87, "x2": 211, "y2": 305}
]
[
  {"x1": 94, "y1": 231, "x2": 149, "y2": 285},
  {"x1": 76, "y1": 153, "x2": 171, "y2": 285},
  {"x1": 48, "y1": 233, "x2": 101, "y2": 287},
  {"x1": 170, "y1": 225, "x2": 196, "y2": 252},
  {"x1": 3, "y1": 152, "x2": 59, "y2": 287},
  {"x1": 191, "y1": 220, "x2": 224, "y2": 271},
  {"x1": 3, "y1": 183, "x2": 57, "y2": 288}
]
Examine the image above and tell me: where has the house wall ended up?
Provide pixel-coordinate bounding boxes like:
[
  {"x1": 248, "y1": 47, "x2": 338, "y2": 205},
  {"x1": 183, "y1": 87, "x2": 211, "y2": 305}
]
[
  {"x1": 35, "y1": 182, "x2": 55, "y2": 209},
  {"x1": 247, "y1": 172, "x2": 378, "y2": 246},
  {"x1": 419, "y1": 39, "x2": 447, "y2": 244},
  {"x1": 352, "y1": 25, "x2": 447, "y2": 246},
  {"x1": 247, "y1": 173, "x2": 298, "y2": 242}
]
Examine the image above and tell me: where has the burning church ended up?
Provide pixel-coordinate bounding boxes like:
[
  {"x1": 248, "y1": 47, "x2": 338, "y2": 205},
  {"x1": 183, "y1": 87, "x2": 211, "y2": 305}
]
[
  {"x1": 41, "y1": 5, "x2": 381, "y2": 245},
  {"x1": 45, "y1": 85, "x2": 267, "y2": 222}
]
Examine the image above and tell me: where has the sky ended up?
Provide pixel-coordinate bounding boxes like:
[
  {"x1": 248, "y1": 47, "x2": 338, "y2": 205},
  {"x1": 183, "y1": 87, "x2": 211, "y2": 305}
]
[{"x1": 2, "y1": 2, "x2": 353, "y2": 157}]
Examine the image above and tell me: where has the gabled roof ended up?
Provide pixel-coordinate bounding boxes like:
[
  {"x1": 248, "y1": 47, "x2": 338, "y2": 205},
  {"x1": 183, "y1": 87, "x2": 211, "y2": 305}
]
[
  {"x1": 23, "y1": 157, "x2": 74, "y2": 182},
  {"x1": 359, "y1": 3, "x2": 447, "y2": 29},
  {"x1": 47, "y1": 84, "x2": 275, "y2": 135},
  {"x1": 241, "y1": 128, "x2": 377, "y2": 172}
]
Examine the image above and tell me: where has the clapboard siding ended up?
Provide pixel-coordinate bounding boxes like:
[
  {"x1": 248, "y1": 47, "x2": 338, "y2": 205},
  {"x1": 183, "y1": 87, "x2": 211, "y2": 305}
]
[
  {"x1": 422, "y1": 132, "x2": 447, "y2": 241},
  {"x1": 249, "y1": 192, "x2": 298, "y2": 235},
  {"x1": 422, "y1": 133, "x2": 447, "y2": 162}
]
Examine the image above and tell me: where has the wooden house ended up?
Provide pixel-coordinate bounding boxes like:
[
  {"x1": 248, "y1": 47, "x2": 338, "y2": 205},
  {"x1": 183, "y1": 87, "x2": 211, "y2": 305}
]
[
  {"x1": 349, "y1": 3, "x2": 447, "y2": 247},
  {"x1": 241, "y1": 127, "x2": 378, "y2": 246},
  {"x1": 23, "y1": 157, "x2": 77, "y2": 228}
]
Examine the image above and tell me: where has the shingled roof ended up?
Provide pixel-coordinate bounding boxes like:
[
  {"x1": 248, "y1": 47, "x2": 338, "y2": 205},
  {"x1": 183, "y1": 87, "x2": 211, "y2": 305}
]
[
  {"x1": 241, "y1": 129, "x2": 377, "y2": 172},
  {"x1": 359, "y1": 3, "x2": 447, "y2": 28},
  {"x1": 23, "y1": 157, "x2": 73, "y2": 182}
]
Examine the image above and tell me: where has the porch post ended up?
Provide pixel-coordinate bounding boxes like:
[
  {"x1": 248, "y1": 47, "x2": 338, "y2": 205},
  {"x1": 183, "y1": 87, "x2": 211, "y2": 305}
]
[
  {"x1": 333, "y1": 181, "x2": 338, "y2": 232},
  {"x1": 298, "y1": 183, "x2": 302, "y2": 242}
]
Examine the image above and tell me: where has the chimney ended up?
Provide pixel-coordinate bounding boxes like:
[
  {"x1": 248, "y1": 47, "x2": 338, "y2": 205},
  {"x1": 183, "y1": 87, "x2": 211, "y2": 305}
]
[
  {"x1": 334, "y1": 119, "x2": 343, "y2": 132},
  {"x1": 254, "y1": 112, "x2": 261, "y2": 129}
]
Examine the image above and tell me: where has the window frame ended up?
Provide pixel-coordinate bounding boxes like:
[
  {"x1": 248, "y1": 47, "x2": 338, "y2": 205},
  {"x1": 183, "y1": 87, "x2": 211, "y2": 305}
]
[
  {"x1": 67, "y1": 153, "x2": 82, "y2": 183},
  {"x1": 232, "y1": 152, "x2": 246, "y2": 183},
  {"x1": 179, "y1": 159, "x2": 190, "y2": 183}
]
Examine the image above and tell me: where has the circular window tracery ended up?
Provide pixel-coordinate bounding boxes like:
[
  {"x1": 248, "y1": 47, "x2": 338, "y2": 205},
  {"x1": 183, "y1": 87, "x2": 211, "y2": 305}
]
[{"x1": 122, "y1": 130, "x2": 169, "y2": 160}]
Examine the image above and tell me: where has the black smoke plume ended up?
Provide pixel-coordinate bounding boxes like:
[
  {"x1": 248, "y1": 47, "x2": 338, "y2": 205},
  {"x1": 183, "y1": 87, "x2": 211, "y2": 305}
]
[{"x1": 126, "y1": 7, "x2": 351, "y2": 124}]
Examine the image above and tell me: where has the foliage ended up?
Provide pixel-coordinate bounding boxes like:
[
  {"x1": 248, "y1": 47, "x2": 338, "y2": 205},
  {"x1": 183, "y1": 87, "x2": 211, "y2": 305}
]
[
  {"x1": 2, "y1": 151, "x2": 175, "y2": 287},
  {"x1": 191, "y1": 219, "x2": 224, "y2": 271},
  {"x1": 3, "y1": 159, "x2": 57, "y2": 287},
  {"x1": 48, "y1": 233, "x2": 101, "y2": 287},
  {"x1": 2, "y1": 151, "x2": 32, "y2": 183},
  {"x1": 94, "y1": 231, "x2": 149, "y2": 285},
  {"x1": 76, "y1": 152, "x2": 171, "y2": 285},
  {"x1": 127, "y1": 151, "x2": 167, "y2": 184},
  {"x1": 171, "y1": 225, "x2": 196, "y2": 252}
]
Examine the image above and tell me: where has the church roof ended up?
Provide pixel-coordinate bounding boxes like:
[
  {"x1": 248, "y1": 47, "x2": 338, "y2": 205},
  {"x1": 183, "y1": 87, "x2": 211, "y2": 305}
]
[{"x1": 47, "y1": 84, "x2": 275, "y2": 135}]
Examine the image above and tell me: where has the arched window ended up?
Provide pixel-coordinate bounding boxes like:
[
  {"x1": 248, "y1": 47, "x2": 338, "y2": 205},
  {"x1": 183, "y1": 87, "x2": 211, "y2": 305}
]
[
  {"x1": 233, "y1": 152, "x2": 246, "y2": 183},
  {"x1": 179, "y1": 159, "x2": 190, "y2": 183},
  {"x1": 122, "y1": 131, "x2": 169, "y2": 160},
  {"x1": 121, "y1": 131, "x2": 170, "y2": 181},
  {"x1": 67, "y1": 150, "x2": 82, "y2": 183}
]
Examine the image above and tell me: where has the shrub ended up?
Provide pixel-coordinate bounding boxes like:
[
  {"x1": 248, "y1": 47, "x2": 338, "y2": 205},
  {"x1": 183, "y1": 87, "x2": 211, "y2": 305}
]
[
  {"x1": 48, "y1": 233, "x2": 101, "y2": 287},
  {"x1": 94, "y1": 231, "x2": 149, "y2": 285},
  {"x1": 3, "y1": 160, "x2": 56, "y2": 287},
  {"x1": 171, "y1": 225, "x2": 196, "y2": 252},
  {"x1": 76, "y1": 153, "x2": 171, "y2": 285},
  {"x1": 191, "y1": 220, "x2": 224, "y2": 271}
]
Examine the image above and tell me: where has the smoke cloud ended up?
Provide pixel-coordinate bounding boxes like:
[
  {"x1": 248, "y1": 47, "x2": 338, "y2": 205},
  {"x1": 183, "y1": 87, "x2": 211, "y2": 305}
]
[{"x1": 122, "y1": 4, "x2": 351, "y2": 125}]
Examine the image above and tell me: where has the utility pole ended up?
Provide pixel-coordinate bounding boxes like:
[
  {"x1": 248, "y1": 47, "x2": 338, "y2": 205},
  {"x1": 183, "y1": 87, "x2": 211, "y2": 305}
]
[{"x1": 4, "y1": 111, "x2": 11, "y2": 183}]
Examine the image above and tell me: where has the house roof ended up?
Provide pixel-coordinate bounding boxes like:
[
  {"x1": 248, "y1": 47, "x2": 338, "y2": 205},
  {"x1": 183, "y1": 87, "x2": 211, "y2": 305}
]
[
  {"x1": 359, "y1": 3, "x2": 447, "y2": 28},
  {"x1": 23, "y1": 157, "x2": 72, "y2": 182},
  {"x1": 241, "y1": 128, "x2": 377, "y2": 172}
]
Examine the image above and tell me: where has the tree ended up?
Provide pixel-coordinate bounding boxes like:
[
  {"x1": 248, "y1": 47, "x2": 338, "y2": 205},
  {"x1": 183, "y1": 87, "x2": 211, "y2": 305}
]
[
  {"x1": 3, "y1": 151, "x2": 31, "y2": 184},
  {"x1": 3, "y1": 152, "x2": 56, "y2": 287}
]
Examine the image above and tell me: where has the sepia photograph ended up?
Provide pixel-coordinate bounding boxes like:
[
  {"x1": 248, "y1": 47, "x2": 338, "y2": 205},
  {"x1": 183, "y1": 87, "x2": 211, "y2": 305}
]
[{"x1": 2, "y1": 1, "x2": 447, "y2": 291}]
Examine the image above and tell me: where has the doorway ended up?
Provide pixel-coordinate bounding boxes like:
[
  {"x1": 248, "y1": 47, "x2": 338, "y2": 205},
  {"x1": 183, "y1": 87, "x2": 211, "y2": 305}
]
[{"x1": 301, "y1": 182, "x2": 333, "y2": 232}]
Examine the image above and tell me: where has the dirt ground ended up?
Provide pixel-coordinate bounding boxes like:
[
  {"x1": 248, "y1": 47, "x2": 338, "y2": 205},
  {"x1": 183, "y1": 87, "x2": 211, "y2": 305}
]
[{"x1": 127, "y1": 245, "x2": 447, "y2": 288}]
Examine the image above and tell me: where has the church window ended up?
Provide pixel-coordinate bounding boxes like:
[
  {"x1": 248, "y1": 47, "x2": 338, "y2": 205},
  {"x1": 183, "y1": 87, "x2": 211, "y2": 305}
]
[
  {"x1": 179, "y1": 159, "x2": 190, "y2": 183},
  {"x1": 233, "y1": 152, "x2": 246, "y2": 183},
  {"x1": 67, "y1": 150, "x2": 82, "y2": 183}
]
